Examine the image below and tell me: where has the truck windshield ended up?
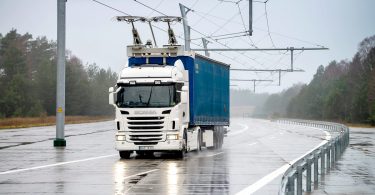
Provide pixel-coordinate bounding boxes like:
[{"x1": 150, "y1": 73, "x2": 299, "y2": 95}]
[{"x1": 116, "y1": 85, "x2": 177, "y2": 108}]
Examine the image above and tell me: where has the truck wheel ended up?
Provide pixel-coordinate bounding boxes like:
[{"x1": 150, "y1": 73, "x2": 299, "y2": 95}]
[
  {"x1": 213, "y1": 127, "x2": 223, "y2": 150},
  {"x1": 119, "y1": 151, "x2": 131, "y2": 159},
  {"x1": 176, "y1": 150, "x2": 185, "y2": 159},
  {"x1": 217, "y1": 127, "x2": 224, "y2": 149},
  {"x1": 197, "y1": 129, "x2": 202, "y2": 151}
]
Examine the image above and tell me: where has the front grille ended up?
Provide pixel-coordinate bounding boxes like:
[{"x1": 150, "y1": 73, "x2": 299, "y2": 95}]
[
  {"x1": 127, "y1": 116, "x2": 165, "y2": 131},
  {"x1": 126, "y1": 116, "x2": 165, "y2": 144}
]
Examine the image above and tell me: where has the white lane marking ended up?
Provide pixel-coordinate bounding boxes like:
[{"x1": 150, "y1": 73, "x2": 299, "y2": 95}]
[
  {"x1": 206, "y1": 152, "x2": 224, "y2": 157},
  {"x1": 0, "y1": 154, "x2": 117, "y2": 175},
  {"x1": 236, "y1": 130, "x2": 331, "y2": 195},
  {"x1": 123, "y1": 169, "x2": 159, "y2": 180},
  {"x1": 227, "y1": 123, "x2": 248, "y2": 136},
  {"x1": 248, "y1": 142, "x2": 257, "y2": 146}
]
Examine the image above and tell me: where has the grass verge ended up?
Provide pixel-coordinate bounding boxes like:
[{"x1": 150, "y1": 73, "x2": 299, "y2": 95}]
[{"x1": 0, "y1": 116, "x2": 113, "y2": 130}]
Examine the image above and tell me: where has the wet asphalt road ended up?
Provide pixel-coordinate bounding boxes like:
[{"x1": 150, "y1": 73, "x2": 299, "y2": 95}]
[
  {"x1": 311, "y1": 127, "x2": 375, "y2": 195},
  {"x1": 0, "y1": 118, "x2": 330, "y2": 194}
]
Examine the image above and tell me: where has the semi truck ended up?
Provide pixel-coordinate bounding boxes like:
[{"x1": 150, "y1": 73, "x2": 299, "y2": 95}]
[{"x1": 108, "y1": 16, "x2": 229, "y2": 158}]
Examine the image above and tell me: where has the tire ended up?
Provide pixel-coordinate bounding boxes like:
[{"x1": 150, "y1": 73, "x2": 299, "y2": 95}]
[
  {"x1": 214, "y1": 130, "x2": 219, "y2": 149},
  {"x1": 176, "y1": 150, "x2": 185, "y2": 159},
  {"x1": 217, "y1": 127, "x2": 224, "y2": 149},
  {"x1": 119, "y1": 151, "x2": 131, "y2": 159},
  {"x1": 213, "y1": 126, "x2": 223, "y2": 150}
]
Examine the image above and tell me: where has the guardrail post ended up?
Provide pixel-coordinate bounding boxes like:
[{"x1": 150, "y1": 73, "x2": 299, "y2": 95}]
[
  {"x1": 321, "y1": 148, "x2": 325, "y2": 176},
  {"x1": 326, "y1": 145, "x2": 331, "y2": 171},
  {"x1": 314, "y1": 153, "x2": 319, "y2": 189},
  {"x1": 333, "y1": 142, "x2": 336, "y2": 165},
  {"x1": 336, "y1": 137, "x2": 341, "y2": 159},
  {"x1": 306, "y1": 158, "x2": 312, "y2": 192},
  {"x1": 297, "y1": 165, "x2": 304, "y2": 195},
  {"x1": 287, "y1": 173, "x2": 295, "y2": 195}
]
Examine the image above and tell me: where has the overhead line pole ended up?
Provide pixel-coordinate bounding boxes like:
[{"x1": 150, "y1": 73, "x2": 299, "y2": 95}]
[
  {"x1": 202, "y1": 38, "x2": 210, "y2": 57},
  {"x1": 179, "y1": 3, "x2": 191, "y2": 51},
  {"x1": 54, "y1": 0, "x2": 66, "y2": 147},
  {"x1": 291, "y1": 47, "x2": 294, "y2": 71}
]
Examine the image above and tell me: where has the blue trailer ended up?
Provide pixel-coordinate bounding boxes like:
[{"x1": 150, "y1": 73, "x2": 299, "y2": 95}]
[{"x1": 128, "y1": 53, "x2": 230, "y2": 126}]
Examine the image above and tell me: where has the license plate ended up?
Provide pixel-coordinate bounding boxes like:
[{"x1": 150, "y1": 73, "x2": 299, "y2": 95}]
[{"x1": 139, "y1": 146, "x2": 153, "y2": 150}]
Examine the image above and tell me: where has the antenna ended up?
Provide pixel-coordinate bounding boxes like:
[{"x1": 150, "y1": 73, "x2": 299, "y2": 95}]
[
  {"x1": 151, "y1": 16, "x2": 182, "y2": 45},
  {"x1": 117, "y1": 16, "x2": 147, "y2": 45}
]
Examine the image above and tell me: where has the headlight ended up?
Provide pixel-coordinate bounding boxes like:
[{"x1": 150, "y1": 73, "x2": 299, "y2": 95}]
[
  {"x1": 167, "y1": 134, "x2": 179, "y2": 140},
  {"x1": 117, "y1": 135, "x2": 126, "y2": 141}
]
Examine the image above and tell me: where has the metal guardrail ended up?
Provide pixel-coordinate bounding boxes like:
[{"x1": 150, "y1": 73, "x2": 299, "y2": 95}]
[{"x1": 277, "y1": 119, "x2": 350, "y2": 195}]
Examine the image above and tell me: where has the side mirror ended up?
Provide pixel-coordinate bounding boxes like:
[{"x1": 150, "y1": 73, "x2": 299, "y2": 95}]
[
  {"x1": 109, "y1": 87, "x2": 116, "y2": 105},
  {"x1": 181, "y1": 86, "x2": 188, "y2": 92},
  {"x1": 180, "y1": 86, "x2": 188, "y2": 104},
  {"x1": 180, "y1": 91, "x2": 188, "y2": 104}
]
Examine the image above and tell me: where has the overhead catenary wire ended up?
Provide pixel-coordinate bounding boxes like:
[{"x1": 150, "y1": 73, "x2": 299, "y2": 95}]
[
  {"x1": 190, "y1": 31, "x2": 248, "y2": 41},
  {"x1": 235, "y1": 1, "x2": 285, "y2": 56},
  {"x1": 263, "y1": 0, "x2": 276, "y2": 48},
  {"x1": 189, "y1": 0, "x2": 200, "y2": 9},
  {"x1": 92, "y1": 0, "x2": 275, "y2": 91},
  {"x1": 146, "y1": 0, "x2": 165, "y2": 17},
  {"x1": 236, "y1": 2, "x2": 256, "y2": 47},
  {"x1": 92, "y1": 0, "x2": 131, "y2": 16},
  {"x1": 133, "y1": 0, "x2": 167, "y2": 16},
  {"x1": 93, "y1": 0, "x2": 322, "y2": 92},
  {"x1": 188, "y1": 1, "x2": 289, "y2": 72},
  {"x1": 191, "y1": 1, "x2": 223, "y2": 27},
  {"x1": 191, "y1": 6, "x2": 325, "y2": 48},
  {"x1": 208, "y1": 11, "x2": 241, "y2": 37}
]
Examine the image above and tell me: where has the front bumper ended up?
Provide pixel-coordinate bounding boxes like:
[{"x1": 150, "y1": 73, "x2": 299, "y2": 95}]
[{"x1": 115, "y1": 139, "x2": 184, "y2": 151}]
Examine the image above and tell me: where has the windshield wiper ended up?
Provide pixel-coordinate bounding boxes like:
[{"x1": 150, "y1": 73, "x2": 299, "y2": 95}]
[{"x1": 146, "y1": 86, "x2": 154, "y2": 106}]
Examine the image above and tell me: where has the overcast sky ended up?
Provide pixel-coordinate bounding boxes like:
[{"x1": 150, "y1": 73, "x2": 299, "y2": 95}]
[{"x1": 1, "y1": 0, "x2": 374, "y2": 93}]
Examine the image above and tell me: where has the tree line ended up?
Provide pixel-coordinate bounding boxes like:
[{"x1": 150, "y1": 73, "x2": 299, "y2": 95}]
[
  {"x1": 0, "y1": 29, "x2": 118, "y2": 118},
  {"x1": 259, "y1": 35, "x2": 375, "y2": 124},
  {"x1": 287, "y1": 35, "x2": 375, "y2": 124}
]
